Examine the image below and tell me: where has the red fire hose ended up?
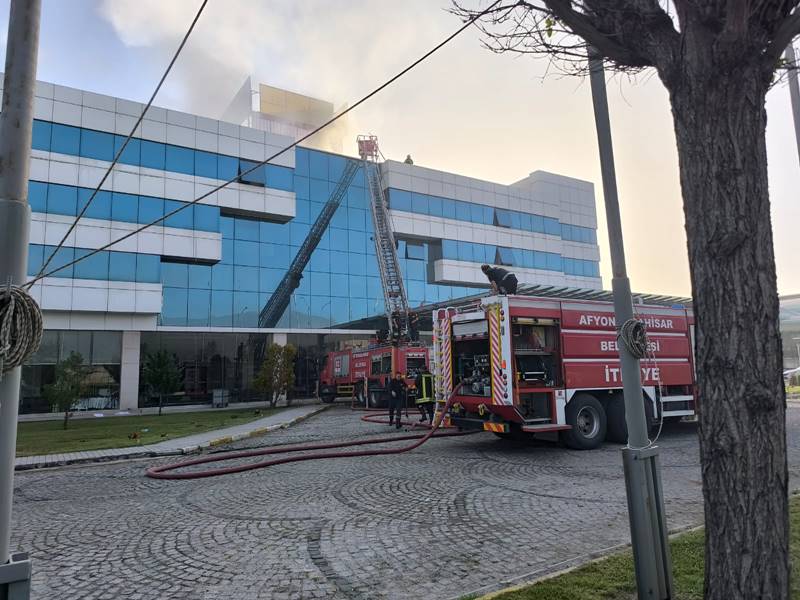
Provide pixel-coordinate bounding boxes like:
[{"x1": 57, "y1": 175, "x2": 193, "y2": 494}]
[{"x1": 146, "y1": 388, "x2": 471, "y2": 480}]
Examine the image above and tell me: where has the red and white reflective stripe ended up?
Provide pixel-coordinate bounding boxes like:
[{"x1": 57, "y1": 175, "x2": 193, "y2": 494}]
[
  {"x1": 488, "y1": 307, "x2": 506, "y2": 404},
  {"x1": 441, "y1": 316, "x2": 452, "y2": 398}
]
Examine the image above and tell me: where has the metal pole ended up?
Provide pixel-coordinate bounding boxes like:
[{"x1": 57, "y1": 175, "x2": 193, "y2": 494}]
[
  {"x1": 0, "y1": 1, "x2": 41, "y2": 598},
  {"x1": 784, "y1": 44, "x2": 800, "y2": 164},
  {"x1": 588, "y1": 50, "x2": 673, "y2": 599}
]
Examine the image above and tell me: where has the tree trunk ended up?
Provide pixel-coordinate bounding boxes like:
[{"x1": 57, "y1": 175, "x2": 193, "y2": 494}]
[
  {"x1": 63, "y1": 410, "x2": 69, "y2": 430},
  {"x1": 666, "y1": 61, "x2": 788, "y2": 599},
  {"x1": 158, "y1": 394, "x2": 163, "y2": 416}
]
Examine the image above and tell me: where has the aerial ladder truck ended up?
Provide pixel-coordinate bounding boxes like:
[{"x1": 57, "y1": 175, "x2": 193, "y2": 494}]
[
  {"x1": 313, "y1": 136, "x2": 429, "y2": 404},
  {"x1": 258, "y1": 159, "x2": 360, "y2": 328},
  {"x1": 259, "y1": 135, "x2": 413, "y2": 339}
]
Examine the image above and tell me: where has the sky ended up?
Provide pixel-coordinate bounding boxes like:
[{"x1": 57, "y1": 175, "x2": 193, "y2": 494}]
[{"x1": 4, "y1": 0, "x2": 798, "y2": 297}]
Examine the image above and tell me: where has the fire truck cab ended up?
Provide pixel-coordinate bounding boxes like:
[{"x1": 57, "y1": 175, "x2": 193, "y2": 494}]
[
  {"x1": 318, "y1": 343, "x2": 429, "y2": 407},
  {"x1": 432, "y1": 294, "x2": 695, "y2": 449}
]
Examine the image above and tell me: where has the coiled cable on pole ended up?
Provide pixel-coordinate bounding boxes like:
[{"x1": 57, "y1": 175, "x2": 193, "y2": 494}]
[
  {"x1": 0, "y1": 283, "x2": 43, "y2": 377},
  {"x1": 618, "y1": 318, "x2": 648, "y2": 359}
]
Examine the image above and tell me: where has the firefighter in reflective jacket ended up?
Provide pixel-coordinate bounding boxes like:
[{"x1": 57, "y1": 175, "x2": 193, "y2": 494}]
[{"x1": 414, "y1": 368, "x2": 435, "y2": 425}]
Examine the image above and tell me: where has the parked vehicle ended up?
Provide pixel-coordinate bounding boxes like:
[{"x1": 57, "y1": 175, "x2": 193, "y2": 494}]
[
  {"x1": 318, "y1": 342, "x2": 429, "y2": 407},
  {"x1": 432, "y1": 293, "x2": 695, "y2": 449}
]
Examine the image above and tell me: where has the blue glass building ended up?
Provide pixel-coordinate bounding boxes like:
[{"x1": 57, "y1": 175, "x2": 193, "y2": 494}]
[{"x1": 18, "y1": 80, "x2": 602, "y2": 413}]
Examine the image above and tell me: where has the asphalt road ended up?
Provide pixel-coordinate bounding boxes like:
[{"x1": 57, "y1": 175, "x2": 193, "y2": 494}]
[{"x1": 10, "y1": 405, "x2": 800, "y2": 599}]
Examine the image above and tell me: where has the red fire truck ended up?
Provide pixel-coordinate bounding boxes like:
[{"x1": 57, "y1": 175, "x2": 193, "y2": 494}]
[
  {"x1": 432, "y1": 293, "x2": 695, "y2": 449},
  {"x1": 318, "y1": 343, "x2": 429, "y2": 407}
]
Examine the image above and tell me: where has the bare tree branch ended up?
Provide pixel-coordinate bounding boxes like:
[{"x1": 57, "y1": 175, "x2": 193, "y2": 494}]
[
  {"x1": 543, "y1": 0, "x2": 650, "y2": 65},
  {"x1": 765, "y1": 6, "x2": 800, "y2": 62}
]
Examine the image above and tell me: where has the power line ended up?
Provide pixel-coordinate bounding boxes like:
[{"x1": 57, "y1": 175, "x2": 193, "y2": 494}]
[
  {"x1": 34, "y1": 0, "x2": 209, "y2": 282},
  {"x1": 26, "y1": 0, "x2": 501, "y2": 286}
]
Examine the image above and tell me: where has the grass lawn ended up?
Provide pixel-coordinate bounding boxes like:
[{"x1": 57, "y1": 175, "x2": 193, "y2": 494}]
[
  {"x1": 16, "y1": 407, "x2": 283, "y2": 457},
  {"x1": 788, "y1": 385, "x2": 800, "y2": 395},
  {"x1": 481, "y1": 496, "x2": 800, "y2": 600}
]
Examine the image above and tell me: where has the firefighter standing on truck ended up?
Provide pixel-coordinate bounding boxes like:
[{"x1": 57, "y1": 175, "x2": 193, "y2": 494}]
[
  {"x1": 414, "y1": 367, "x2": 435, "y2": 425},
  {"x1": 481, "y1": 264, "x2": 518, "y2": 294},
  {"x1": 388, "y1": 372, "x2": 407, "y2": 429}
]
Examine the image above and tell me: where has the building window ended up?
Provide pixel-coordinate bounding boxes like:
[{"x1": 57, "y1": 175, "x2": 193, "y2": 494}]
[
  {"x1": 114, "y1": 135, "x2": 140, "y2": 166},
  {"x1": 406, "y1": 242, "x2": 425, "y2": 260},
  {"x1": 46, "y1": 183, "x2": 78, "y2": 216},
  {"x1": 140, "y1": 140, "x2": 166, "y2": 170},
  {"x1": 79, "y1": 188, "x2": 112, "y2": 220},
  {"x1": 109, "y1": 252, "x2": 137, "y2": 282},
  {"x1": 165, "y1": 144, "x2": 194, "y2": 175},
  {"x1": 497, "y1": 247, "x2": 515, "y2": 266},
  {"x1": 80, "y1": 129, "x2": 114, "y2": 162},
  {"x1": 138, "y1": 195, "x2": 164, "y2": 224},
  {"x1": 164, "y1": 199, "x2": 193, "y2": 229},
  {"x1": 32, "y1": 120, "x2": 52, "y2": 151},
  {"x1": 136, "y1": 254, "x2": 161, "y2": 283},
  {"x1": 494, "y1": 209, "x2": 512, "y2": 228},
  {"x1": 73, "y1": 249, "x2": 109, "y2": 280},
  {"x1": 111, "y1": 192, "x2": 139, "y2": 223},
  {"x1": 195, "y1": 150, "x2": 218, "y2": 179},
  {"x1": 238, "y1": 160, "x2": 265, "y2": 187},
  {"x1": 266, "y1": 164, "x2": 294, "y2": 192},
  {"x1": 50, "y1": 123, "x2": 80, "y2": 155},
  {"x1": 20, "y1": 330, "x2": 122, "y2": 415}
]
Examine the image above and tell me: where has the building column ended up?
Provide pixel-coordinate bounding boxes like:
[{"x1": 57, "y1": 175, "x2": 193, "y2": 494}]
[
  {"x1": 119, "y1": 330, "x2": 141, "y2": 411},
  {"x1": 272, "y1": 332, "x2": 287, "y2": 346}
]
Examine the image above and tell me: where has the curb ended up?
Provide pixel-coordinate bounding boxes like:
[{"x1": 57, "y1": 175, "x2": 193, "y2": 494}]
[
  {"x1": 455, "y1": 522, "x2": 705, "y2": 600},
  {"x1": 199, "y1": 404, "x2": 330, "y2": 450},
  {"x1": 14, "y1": 404, "x2": 331, "y2": 472}
]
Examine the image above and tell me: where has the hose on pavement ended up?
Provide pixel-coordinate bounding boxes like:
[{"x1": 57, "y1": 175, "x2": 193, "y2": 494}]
[{"x1": 146, "y1": 386, "x2": 470, "y2": 480}]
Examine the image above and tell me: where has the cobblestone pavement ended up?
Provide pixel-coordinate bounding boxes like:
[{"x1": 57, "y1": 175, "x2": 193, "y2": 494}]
[{"x1": 11, "y1": 406, "x2": 800, "y2": 600}]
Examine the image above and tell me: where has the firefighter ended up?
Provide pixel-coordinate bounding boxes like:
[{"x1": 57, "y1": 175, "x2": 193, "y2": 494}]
[
  {"x1": 414, "y1": 367, "x2": 435, "y2": 425},
  {"x1": 408, "y1": 312, "x2": 420, "y2": 342},
  {"x1": 391, "y1": 311, "x2": 403, "y2": 346},
  {"x1": 481, "y1": 264, "x2": 518, "y2": 295},
  {"x1": 388, "y1": 371, "x2": 407, "y2": 429}
]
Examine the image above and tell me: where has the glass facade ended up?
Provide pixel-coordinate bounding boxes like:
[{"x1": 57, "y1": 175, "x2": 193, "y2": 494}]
[
  {"x1": 30, "y1": 180, "x2": 221, "y2": 231},
  {"x1": 28, "y1": 243, "x2": 161, "y2": 282},
  {"x1": 20, "y1": 330, "x2": 122, "y2": 414},
  {"x1": 29, "y1": 122, "x2": 600, "y2": 328},
  {"x1": 157, "y1": 148, "x2": 599, "y2": 328},
  {"x1": 387, "y1": 188, "x2": 597, "y2": 244},
  {"x1": 139, "y1": 331, "x2": 370, "y2": 406},
  {"x1": 158, "y1": 148, "x2": 504, "y2": 328},
  {"x1": 32, "y1": 119, "x2": 294, "y2": 191},
  {"x1": 21, "y1": 84, "x2": 607, "y2": 413},
  {"x1": 439, "y1": 239, "x2": 598, "y2": 277}
]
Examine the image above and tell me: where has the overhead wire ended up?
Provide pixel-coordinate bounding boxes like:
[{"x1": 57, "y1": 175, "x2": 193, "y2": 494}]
[
  {"x1": 26, "y1": 0, "x2": 503, "y2": 286},
  {"x1": 34, "y1": 0, "x2": 210, "y2": 283}
]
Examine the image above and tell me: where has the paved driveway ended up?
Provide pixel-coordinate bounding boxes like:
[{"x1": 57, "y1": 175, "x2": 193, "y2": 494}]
[{"x1": 11, "y1": 405, "x2": 800, "y2": 599}]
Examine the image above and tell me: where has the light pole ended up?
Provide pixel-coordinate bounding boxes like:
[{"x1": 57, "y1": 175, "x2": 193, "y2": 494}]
[
  {"x1": 784, "y1": 44, "x2": 800, "y2": 164},
  {"x1": 0, "y1": 2, "x2": 40, "y2": 598},
  {"x1": 588, "y1": 49, "x2": 673, "y2": 599},
  {"x1": 793, "y1": 337, "x2": 800, "y2": 369}
]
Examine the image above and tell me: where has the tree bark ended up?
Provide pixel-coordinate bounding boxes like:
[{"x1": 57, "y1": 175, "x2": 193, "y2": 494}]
[
  {"x1": 158, "y1": 394, "x2": 163, "y2": 417},
  {"x1": 665, "y1": 61, "x2": 788, "y2": 599}
]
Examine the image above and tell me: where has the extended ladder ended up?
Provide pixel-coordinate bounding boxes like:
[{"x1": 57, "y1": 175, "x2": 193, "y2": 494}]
[
  {"x1": 357, "y1": 135, "x2": 410, "y2": 339},
  {"x1": 259, "y1": 159, "x2": 360, "y2": 328}
]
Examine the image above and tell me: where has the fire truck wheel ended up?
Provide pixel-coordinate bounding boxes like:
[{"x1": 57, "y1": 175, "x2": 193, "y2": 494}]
[
  {"x1": 320, "y1": 394, "x2": 335, "y2": 404},
  {"x1": 561, "y1": 393, "x2": 607, "y2": 450},
  {"x1": 605, "y1": 393, "x2": 655, "y2": 444}
]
